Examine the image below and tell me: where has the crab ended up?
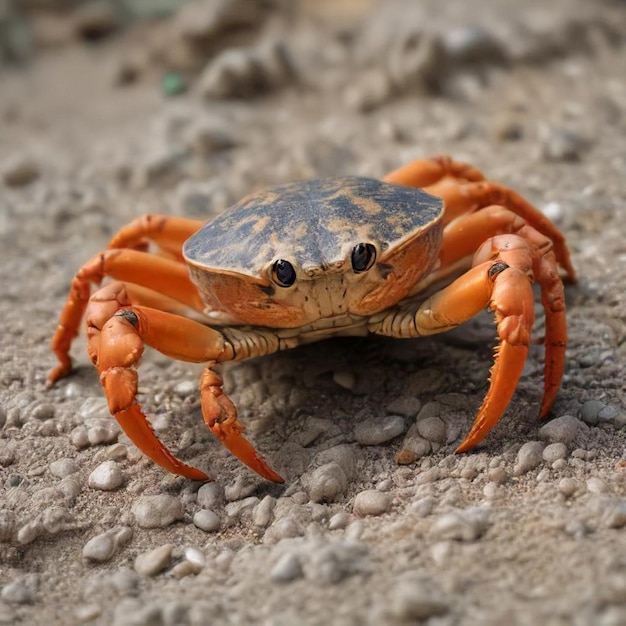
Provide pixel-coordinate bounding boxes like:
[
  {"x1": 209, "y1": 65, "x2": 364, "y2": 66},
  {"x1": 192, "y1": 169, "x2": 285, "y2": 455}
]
[{"x1": 48, "y1": 156, "x2": 576, "y2": 483}]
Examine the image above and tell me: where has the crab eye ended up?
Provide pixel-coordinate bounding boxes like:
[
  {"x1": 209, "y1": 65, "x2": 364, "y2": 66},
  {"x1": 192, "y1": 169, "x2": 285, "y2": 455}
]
[
  {"x1": 351, "y1": 243, "x2": 376, "y2": 273},
  {"x1": 272, "y1": 259, "x2": 296, "y2": 287}
]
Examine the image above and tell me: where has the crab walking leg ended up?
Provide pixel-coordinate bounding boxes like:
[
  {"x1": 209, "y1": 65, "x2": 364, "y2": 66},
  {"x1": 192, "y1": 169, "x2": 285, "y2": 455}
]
[
  {"x1": 434, "y1": 181, "x2": 577, "y2": 282},
  {"x1": 107, "y1": 214, "x2": 204, "y2": 261},
  {"x1": 372, "y1": 236, "x2": 539, "y2": 452},
  {"x1": 96, "y1": 297, "x2": 283, "y2": 481},
  {"x1": 96, "y1": 305, "x2": 236, "y2": 480},
  {"x1": 383, "y1": 155, "x2": 486, "y2": 188},
  {"x1": 535, "y1": 253, "x2": 567, "y2": 417},
  {"x1": 200, "y1": 368, "x2": 285, "y2": 483},
  {"x1": 49, "y1": 249, "x2": 205, "y2": 383}
]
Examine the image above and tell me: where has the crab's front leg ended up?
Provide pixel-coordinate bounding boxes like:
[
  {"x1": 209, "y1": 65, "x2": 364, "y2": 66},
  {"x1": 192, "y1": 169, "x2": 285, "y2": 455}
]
[
  {"x1": 93, "y1": 296, "x2": 284, "y2": 482},
  {"x1": 200, "y1": 368, "x2": 284, "y2": 483},
  {"x1": 371, "y1": 233, "x2": 563, "y2": 452}
]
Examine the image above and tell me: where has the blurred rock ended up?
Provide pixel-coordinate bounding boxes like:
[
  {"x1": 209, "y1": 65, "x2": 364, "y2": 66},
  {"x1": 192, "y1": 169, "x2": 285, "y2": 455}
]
[{"x1": 199, "y1": 39, "x2": 293, "y2": 99}]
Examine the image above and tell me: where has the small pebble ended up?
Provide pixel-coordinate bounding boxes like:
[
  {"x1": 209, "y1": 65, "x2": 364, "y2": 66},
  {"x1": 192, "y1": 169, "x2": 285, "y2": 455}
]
[
  {"x1": 430, "y1": 507, "x2": 491, "y2": 541},
  {"x1": 409, "y1": 496, "x2": 435, "y2": 517},
  {"x1": 0, "y1": 581, "x2": 34, "y2": 605},
  {"x1": 2, "y1": 155, "x2": 40, "y2": 186},
  {"x1": 578, "y1": 400, "x2": 605, "y2": 425},
  {"x1": 170, "y1": 560, "x2": 201, "y2": 579},
  {"x1": 384, "y1": 576, "x2": 449, "y2": 621},
  {"x1": 353, "y1": 490, "x2": 392, "y2": 517},
  {"x1": 558, "y1": 477, "x2": 580, "y2": 498},
  {"x1": 196, "y1": 482, "x2": 224, "y2": 510},
  {"x1": 483, "y1": 482, "x2": 505, "y2": 500},
  {"x1": 328, "y1": 511, "x2": 353, "y2": 530},
  {"x1": 173, "y1": 380, "x2": 196, "y2": 398},
  {"x1": 49, "y1": 458, "x2": 80, "y2": 478},
  {"x1": 193, "y1": 509, "x2": 220, "y2": 533},
  {"x1": 88, "y1": 461, "x2": 124, "y2": 491},
  {"x1": 542, "y1": 443, "x2": 567, "y2": 463},
  {"x1": 587, "y1": 477, "x2": 609, "y2": 495},
  {"x1": 540, "y1": 126, "x2": 589, "y2": 162},
  {"x1": 184, "y1": 547, "x2": 205, "y2": 572},
  {"x1": 333, "y1": 370, "x2": 356, "y2": 390},
  {"x1": 131, "y1": 495, "x2": 183, "y2": 528},
  {"x1": 70, "y1": 426, "x2": 90, "y2": 450},
  {"x1": 82, "y1": 527, "x2": 132, "y2": 562},
  {"x1": 598, "y1": 499, "x2": 626, "y2": 529},
  {"x1": 305, "y1": 463, "x2": 348, "y2": 503},
  {"x1": 134, "y1": 544, "x2": 174, "y2": 577},
  {"x1": 513, "y1": 441, "x2": 545, "y2": 475},
  {"x1": 199, "y1": 39, "x2": 292, "y2": 99},
  {"x1": 354, "y1": 415, "x2": 405, "y2": 446},
  {"x1": 416, "y1": 416, "x2": 447, "y2": 444},
  {"x1": 308, "y1": 539, "x2": 369, "y2": 584},
  {"x1": 74, "y1": 604, "x2": 102, "y2": 623},
  {"x1": 386, "y1": 396, "x2": 421, "y2": 417},
  {"x1": 538, "y1": 415, "x2": 585, "y2": 445},
  {"x1": 270, "y1": 553, "x2": 304, "y2": 584},
  {"x1": 252, "y1": 495, "x2": 276, "y2": 528},
  {"x1": 488, "y1": 467, "x2": 508, "y2": 484},
  {"x1": 264, "y1": 517, "x2": 304, "y2": 544}
]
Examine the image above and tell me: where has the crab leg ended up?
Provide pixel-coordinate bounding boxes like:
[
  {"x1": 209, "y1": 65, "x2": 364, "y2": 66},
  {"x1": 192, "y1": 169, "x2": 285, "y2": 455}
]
[
  {"x1": 372, "y1": 233, "x2": 559, "y2": 452},
  {"x1": 384, "y1": 156, "x2": 576, "y2": 282},
  {"x1": 383, "y1": 155, "x2": 486, "y2": 188},
  {"x1": 49, "y1": 249, "x2": 205, "y2": 383},
  {"x1": 434, "y1": 181, "x2": 576, "y2": 281},
  {"x1": 107, "y1": 214, "x2": 204, "y2": 260},
  {"x1": 200, "y1": 368, "x2": 285, "y2": 483},
  {"x1": 94, "y1": 300, "x2": 283, "y2": 481}
]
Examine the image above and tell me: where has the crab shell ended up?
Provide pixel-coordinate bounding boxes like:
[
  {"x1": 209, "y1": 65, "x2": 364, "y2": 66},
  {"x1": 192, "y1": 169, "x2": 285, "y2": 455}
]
[{"x1": 183, "y1": 177, "x2": 445, "y2": 328}]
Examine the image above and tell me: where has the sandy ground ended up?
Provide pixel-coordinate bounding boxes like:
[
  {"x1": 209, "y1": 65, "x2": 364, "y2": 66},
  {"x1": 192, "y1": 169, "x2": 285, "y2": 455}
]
[{"x1": 1, "y1": 1, "x2": 626, "y2": 625}]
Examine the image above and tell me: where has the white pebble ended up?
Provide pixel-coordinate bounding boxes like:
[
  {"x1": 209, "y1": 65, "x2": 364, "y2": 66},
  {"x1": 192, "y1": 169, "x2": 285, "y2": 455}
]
[
  {"x1": 131, "y1": 495, "x2": 183, "y2": 528},
  {"x1": 417, "y1": 416, "x2": 447, "y2": 444},
  {"x1": 430, "y1": 507, "x2": 491, "y2": 541},
  {"x1": 354, "y1": 415, "x2": 405, "y2": 445},
  {"x1": 49, "y1": 458, "x2": 80, "y2": 478},
  {"x1": 1, "y1": 580, "x2": 34, "y2": 604},
  {"x1": 134, "y1": 544, "x2": 174, "y2": 577},
  {"x1": 558, "y1": 477, "x2": 580, "y2": 498},
  {"x1": 252, "y1": 495, "x2": 276, "y2": 528},
  {"x1": 587, "y1": 477, "x2": 609, "y2": 495},
  {"x1": 270, "y1": 553, "x2": 303, "y2": 583},
  {"x1": 328, "y1": 511, "x2": 353, "y2": 530},
  {"x1": 353, "y1": 490, "x2": 392, "y2": 516},
  {"x1": 514, "y1": 441, "x2": 545, "y2": 475},
  {"x1": 82, "y1": 527, "x2": 132, "y2": 562},
  {"x1": 305, "y1": 462, "x2": 348, "y2": 503},
  {"x1": 184, "y1": 546, "x2": 206, "y2": 571},
  {"x1": 88, "y1": 461, "x2": 124, "y2": 491},
  {"x1": 193, "y1": 509, "x2": 220, "y2": 533},
  {"x1": 542, "y1": 442, "x2": 567, "y2": 463},
  {"x1": 173, "y1": 380, "x2": 196, "y2": 398}
]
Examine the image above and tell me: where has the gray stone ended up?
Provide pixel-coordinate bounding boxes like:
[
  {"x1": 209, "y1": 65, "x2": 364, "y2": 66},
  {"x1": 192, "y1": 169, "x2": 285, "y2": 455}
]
[
  {"x1": 131, "y1": 495, "x2": 183, "y2": 528},
  {"x1": 353, "y1": 490, "x2": 393, "y2": 517}
]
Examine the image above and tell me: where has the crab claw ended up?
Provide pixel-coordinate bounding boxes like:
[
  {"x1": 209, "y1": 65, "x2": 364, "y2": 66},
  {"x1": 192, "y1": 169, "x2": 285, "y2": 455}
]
[
  {"x1": 200, "y1": 367, "x2": 284, "y2": 483},
  {"x1": 455, "y1": 340, "x2": 528, "y2": 453},
  {"x1": 102, "y1": 367, "x2": 209, "y2": 481}
]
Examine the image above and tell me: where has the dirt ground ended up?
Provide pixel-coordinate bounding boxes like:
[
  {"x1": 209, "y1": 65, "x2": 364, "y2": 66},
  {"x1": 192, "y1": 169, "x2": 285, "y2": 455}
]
[{"x1": 1, "y1": 1, "x2": 626, "y2": 625}]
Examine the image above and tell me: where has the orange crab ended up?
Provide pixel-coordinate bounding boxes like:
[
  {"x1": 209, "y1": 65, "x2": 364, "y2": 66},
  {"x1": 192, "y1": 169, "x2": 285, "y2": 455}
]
[{"x1": 48, "y1": 156, "x2": 575, "y2": 483}]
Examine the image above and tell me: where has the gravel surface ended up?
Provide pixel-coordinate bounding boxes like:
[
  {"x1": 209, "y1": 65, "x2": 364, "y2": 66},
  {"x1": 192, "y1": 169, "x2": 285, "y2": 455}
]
[{"x1": 1, "y1": 1, "x2": 626, "y2": 625}]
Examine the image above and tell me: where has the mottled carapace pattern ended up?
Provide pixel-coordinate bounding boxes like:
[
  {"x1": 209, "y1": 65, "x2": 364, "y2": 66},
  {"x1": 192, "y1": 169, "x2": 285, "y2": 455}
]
[{"x1": 183, "y1": 177, "x2": 443, "y2": 276}]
